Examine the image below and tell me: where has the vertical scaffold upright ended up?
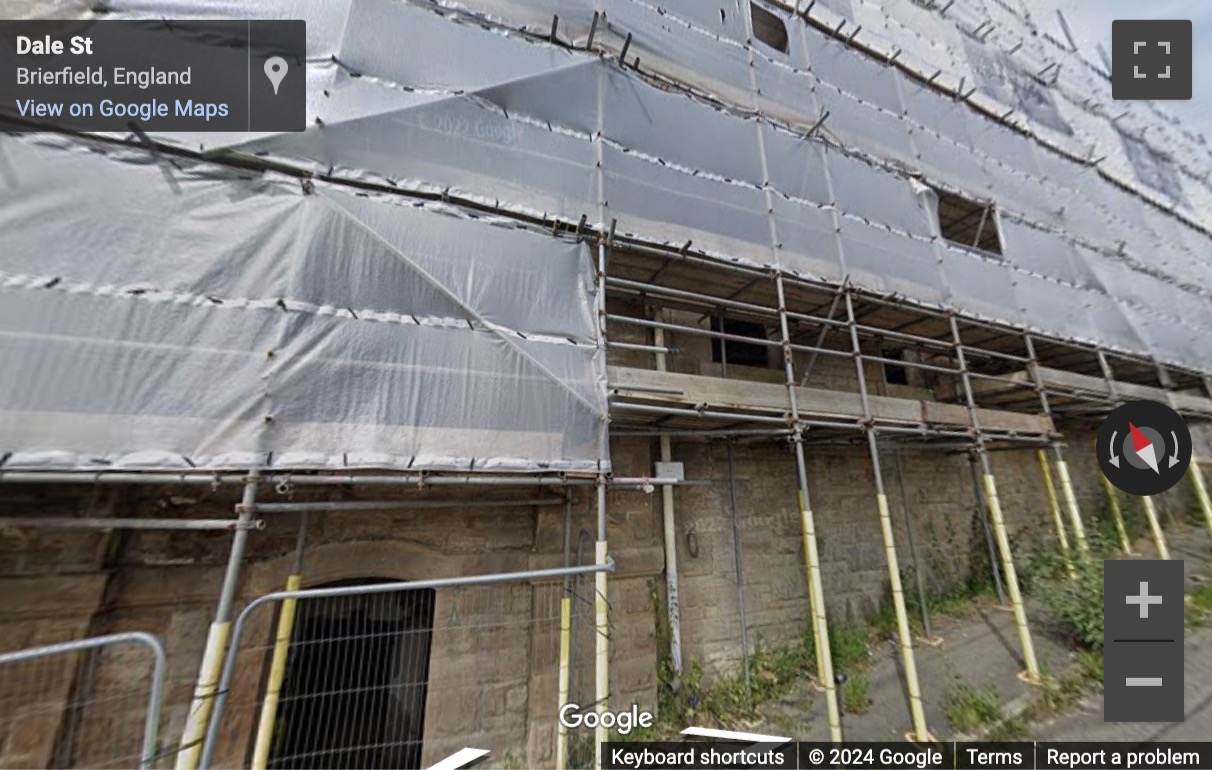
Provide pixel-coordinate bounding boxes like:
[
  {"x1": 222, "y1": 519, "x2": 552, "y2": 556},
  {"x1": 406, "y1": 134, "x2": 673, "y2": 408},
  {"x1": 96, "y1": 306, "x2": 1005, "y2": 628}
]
[
  {"x1": 950, "y1": 317, "x2": 1041, "y2": 681},
  {"x1": 1025, "y1": 337, "x2": 1090, "y2": 556},
  {"x1": 843, "y1": 288, "x2": 930, "y2": 742},
  {"x1": 594, "y1": 226, "x2": 611, "y2": 770},
  {"x1": 774, "y1": 271, "x2": 843, "y2": 743},
  {"x1": 176, "y1": 467, "x2": 261, "y2": 770},
  {"x1": 741, "y1": 0, "x2": 844, "y2": 733},
  {"x1": 1097, "y1": 348, "x2": 1169, "y2": 560}
]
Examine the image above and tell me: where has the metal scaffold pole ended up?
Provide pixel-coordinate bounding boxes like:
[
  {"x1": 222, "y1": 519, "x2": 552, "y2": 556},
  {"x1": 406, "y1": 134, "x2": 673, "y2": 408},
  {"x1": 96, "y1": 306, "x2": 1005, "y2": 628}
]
[
  {"x1": 0, "y1": 517, "x2": 262, "y2": 531},
  {"x1": 652, "y1": 323, "x2": 685, "y2": 681},
  {"x1": 1100, "y1": 473, "x2": 1135, "y2": 555},
  {"x1": 1093, "y1": 430, "x2": 1133, "y2": 555},
  {"x1": 1098, "y1": 348, "x2": 1168, "y2": 559},
  {"x1": 1202, "y1": 378, "x2": 1212, "y2": 546},
  {"x1": 967, "y1": 453, "x2": 1006, "y2": 606},
  {"x1": 1188, "y1": 462, "x2": 1212, "y2": 544},
  {"x1": 250, "y1": 512, "x2": 309, "y2": 770},
  {"x1": 1036, "y1": 449, "x2": 1076, "y2": 577},
  {"x1": 740, "y1": 7, "x2": 840, "y2": 729},
  {"x1": 1141, "y1": 495, "x2": 1171, "y2": 560},
  {"x1": 1053, "y1": 453, "x2": 1089, "y2": 555},
  {"x1": 594, "y1": 228, "x2": 610, "y2": 770},
  {"x1": 593, "y1": 478, "x2": 609, "y2": 770},
  {"x1": 1024, "y1": 335, "x2": 1088, "y2": 556},
  {"x1": 176, "y1": 467, "x2": 260, "y2": 769},
  {"x1": 891, "y1": 453, "x2": 934, "y2": 641},
  {"x1": 774, "y1": 274, "x2": 842, "y2": 742},
  {"x1": 951, "y1": 317, "x2": 1041, "y2": 681},
  {"x1": 556, "y1": 494, "x2": 574, "y2": 770},
  {"x1": 843, "y1": 290, "x2": 930, "y2": 742},
  {"x1": 718, "y1": 313, "x2": 753, "y2": 701},
  {"x1": 724, "y1": 437, "x2": 754, "y2": 701}
]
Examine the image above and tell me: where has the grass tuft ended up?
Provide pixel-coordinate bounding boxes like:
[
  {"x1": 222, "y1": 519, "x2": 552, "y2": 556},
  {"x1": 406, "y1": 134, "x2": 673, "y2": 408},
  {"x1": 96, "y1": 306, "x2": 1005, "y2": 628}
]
[
  {"x1": 823, "y1": 624, "x2": 870, "y2": 671},
  {"x1": 841, "y1": 672, "x2": 871, "y2": 715},
  {"x1": 943, "y1": 680, "x2": 1003, "y2": 733},
  {"x1": 1186, "y1": 584, "x2": 1212, "y2": 628},
  {"x1": 1074, "y1": 649, "x2": 1104, "y2": 685},
  {"x1": 985, "y1": 716, "x2": 1028, "y2": 742}
]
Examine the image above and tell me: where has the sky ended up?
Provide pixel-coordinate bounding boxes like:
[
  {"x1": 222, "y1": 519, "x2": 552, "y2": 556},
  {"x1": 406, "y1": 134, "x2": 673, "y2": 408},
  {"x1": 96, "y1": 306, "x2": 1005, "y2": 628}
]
[{"x1": 1020, "y1": 0, "x2": 1212, "y2": 137}]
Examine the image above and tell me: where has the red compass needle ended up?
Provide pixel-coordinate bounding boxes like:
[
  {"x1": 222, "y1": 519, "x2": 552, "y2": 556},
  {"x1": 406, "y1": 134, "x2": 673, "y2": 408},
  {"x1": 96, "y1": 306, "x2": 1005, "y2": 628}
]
[{"x1": 1128, "y1": 422, "x2": 1161, "y2": 474}]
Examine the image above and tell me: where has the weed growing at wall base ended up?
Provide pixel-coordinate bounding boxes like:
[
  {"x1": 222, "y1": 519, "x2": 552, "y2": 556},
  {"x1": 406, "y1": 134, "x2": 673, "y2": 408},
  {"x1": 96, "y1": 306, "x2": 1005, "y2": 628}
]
[
  {"x1": 645, "y1": 578, "x2": 886, "y2": 736},
  {"x1": 1033, "y1": 554, "x2": 1105, "y2": 650}
]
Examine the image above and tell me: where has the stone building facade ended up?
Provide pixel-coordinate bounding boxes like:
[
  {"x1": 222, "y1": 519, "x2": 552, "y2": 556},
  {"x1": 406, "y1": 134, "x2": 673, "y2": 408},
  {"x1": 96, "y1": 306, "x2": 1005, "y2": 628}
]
[
  {"x1": 2, "y1": 332, "x2": 1203, "y2": 767},
  {"x1": 5, "y1": 0, "x2": 1212, "y2": 766}
]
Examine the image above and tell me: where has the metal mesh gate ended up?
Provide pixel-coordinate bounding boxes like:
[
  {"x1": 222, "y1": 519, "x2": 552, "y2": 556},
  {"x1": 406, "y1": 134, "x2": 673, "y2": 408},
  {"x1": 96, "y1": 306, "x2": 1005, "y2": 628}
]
[
  {"x1": 0, "y1": 632, "x2": 165, "y2": 770},
  {"x1": 200, "y1": 562, "x2": 610, "y2": 770}
]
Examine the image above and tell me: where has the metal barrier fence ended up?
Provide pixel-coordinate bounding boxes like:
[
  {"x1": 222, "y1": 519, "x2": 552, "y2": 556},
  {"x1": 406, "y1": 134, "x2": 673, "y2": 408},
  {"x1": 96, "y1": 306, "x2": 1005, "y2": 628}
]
[
  {"x1": 200, "y1": 561, "x2": 612, "y2": 770},
  {"x1": 0, "y1": 632, "x2": 166, "y2": 770}
]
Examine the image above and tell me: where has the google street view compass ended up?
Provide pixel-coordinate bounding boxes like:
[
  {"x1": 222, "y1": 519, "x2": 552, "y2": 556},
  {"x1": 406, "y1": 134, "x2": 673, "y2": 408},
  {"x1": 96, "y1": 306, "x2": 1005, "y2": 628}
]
[{"x1": 1098, "y1": 399, "x2": 1191, "y2": 496}]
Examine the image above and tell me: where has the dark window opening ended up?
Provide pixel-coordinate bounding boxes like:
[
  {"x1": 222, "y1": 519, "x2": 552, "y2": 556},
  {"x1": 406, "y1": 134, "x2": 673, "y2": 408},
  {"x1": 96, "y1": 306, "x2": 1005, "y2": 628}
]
[
  {"x1": 267, "y1": 579, "x2": 436, "y2": 769},
  {"x1": 881, "y1": 349, "x2": 909, "y2": 385},
  {"x1": 712, "y1": 317, "x2": 770, "y2": 368},
  {"x1": 750, "y1": 2, "x2": 789, "y2": 54},
  {"x1": 935, "y1": 189, "x2": 1003, "y2": 256}
]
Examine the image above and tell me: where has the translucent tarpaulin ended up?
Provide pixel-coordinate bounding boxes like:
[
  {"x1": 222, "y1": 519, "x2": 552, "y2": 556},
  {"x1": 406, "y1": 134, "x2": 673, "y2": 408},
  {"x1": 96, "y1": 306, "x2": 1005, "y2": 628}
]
[
  {"x1": 0, "y1": 136, "x2": 606, "y2": 472},
  {"x1": 6, "y1": 0, "x2": 1212, "y2": 471}
]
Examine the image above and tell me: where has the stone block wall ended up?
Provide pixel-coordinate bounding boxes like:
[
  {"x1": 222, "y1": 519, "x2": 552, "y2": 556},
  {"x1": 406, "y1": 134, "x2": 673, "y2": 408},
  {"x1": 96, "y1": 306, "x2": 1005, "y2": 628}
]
[
  {"x1": 424, "y1": 583, "x2": 534, "y2": 765},
  {"x1": 2, "y1": 424, "x2": 1207, "y2": 767},
  {"x1": 0, "y1": 488, "x2": 115, "y2": 770},
  {"x1": 655, "y1": 424, "x2": 1183, "y2": 683},
  {"x1": 0, "y1": 473, "x2": 664, "y2": 770},
  {"x1": 664, "y1": 437, "x2": 996, "y2": 678}
]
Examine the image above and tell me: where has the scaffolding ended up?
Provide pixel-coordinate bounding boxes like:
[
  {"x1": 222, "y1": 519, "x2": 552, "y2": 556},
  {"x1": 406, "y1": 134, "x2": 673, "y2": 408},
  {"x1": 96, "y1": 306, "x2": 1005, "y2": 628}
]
[
  {"x1": 598, "y1": 231, "x2": 1212, "y2": 738},
  {"x1": 5, "y1": 166, "x2": 1212, "y2": 750},
  {"x1": 8, "y1": 219, "x2": 1209, "y2": 747},
  {"x1": 5, "y1": 0, "x2": 1212, "y2": 758}
]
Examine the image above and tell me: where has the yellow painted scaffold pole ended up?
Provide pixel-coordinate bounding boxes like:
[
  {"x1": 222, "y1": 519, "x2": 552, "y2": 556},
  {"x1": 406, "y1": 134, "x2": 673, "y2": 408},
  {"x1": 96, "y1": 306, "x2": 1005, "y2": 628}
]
[
  {"x1": 1100, "y1": 473, "x2": 1134, "y2": 555},
  {"x1": 1189, "y1": 461, "x2": 1212, "y2": 545},
  {"x1": 1037, "y1": 450, "x2": 1075, "y2": 577},
  {"x1": 1140, "y1": 495, "x2": 1170, "y2": 560},
  {"x1": 952, "y1": 317, "x2": 1040, "y2": 681}
]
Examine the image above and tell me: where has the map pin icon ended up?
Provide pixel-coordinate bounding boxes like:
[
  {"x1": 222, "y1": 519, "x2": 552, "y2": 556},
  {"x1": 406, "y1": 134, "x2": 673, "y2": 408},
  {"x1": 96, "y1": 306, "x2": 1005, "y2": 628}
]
[{"x1": 264, "y1": 56, "x2": 288, "y2": 95}]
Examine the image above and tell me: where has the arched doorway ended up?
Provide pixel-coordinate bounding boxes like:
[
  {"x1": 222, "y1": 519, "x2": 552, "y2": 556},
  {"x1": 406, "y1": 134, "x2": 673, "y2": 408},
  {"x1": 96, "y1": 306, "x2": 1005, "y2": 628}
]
[{"x1": 266, "y1": 579, "x2": 436, "y2": 769}]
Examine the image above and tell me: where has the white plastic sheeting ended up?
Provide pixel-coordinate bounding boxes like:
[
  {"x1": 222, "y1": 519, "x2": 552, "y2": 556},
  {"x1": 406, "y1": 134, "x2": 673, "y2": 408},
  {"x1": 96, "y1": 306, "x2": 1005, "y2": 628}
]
[
  {"x1": 125, "y1": 0, "x2": 1204, "y2": 368},
  {"x1": 5, "y1": 0, "x2": 1212, "y2": 471},
  {"x1": 0, "y1": 136, "x2": 606, "y2": 472}
]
